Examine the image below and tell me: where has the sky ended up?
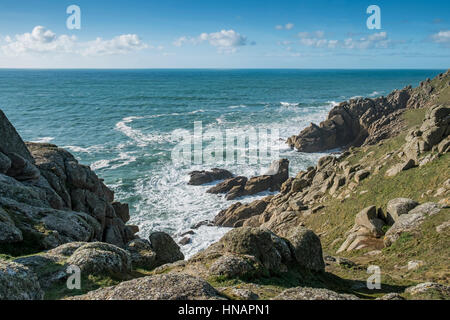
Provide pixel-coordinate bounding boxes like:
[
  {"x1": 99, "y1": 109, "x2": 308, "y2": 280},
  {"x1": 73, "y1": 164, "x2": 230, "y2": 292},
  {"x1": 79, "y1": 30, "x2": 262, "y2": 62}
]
[{"x1": 0, "y1": 0, "x2": 449, "y2": 69}]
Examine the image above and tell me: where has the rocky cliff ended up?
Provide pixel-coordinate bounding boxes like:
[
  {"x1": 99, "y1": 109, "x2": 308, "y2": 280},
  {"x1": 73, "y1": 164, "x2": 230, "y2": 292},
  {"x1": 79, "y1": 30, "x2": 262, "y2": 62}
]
[
  {"x1": 0, "y1": 110, "x2": 137, "y2": 254},
  {"x1": 1, "y1": 70, "x2": 449, "y2": 301},
  {"x1": 287, "y1": 70, "x2": 450, "y2": 152}
]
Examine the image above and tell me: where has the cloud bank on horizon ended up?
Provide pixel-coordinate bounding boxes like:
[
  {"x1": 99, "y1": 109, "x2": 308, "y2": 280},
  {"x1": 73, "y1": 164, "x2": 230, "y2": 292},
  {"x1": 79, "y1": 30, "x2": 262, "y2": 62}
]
[{"x1": 0, "y1": 0, "x2": 448, "y2": 68}]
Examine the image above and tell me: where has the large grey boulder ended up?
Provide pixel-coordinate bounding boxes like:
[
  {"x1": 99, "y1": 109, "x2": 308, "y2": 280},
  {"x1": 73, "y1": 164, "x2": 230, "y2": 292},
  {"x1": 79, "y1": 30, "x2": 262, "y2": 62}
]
[
  {"x1": 0, "y1": 259, "x2": 44, "y2": 300},
  {"x1": 126, "y1": 239, "x2": 157, "y2": 270},
  {"x1": 384, "y1": 202, "x2": 442, "y2": 246},
  {"x1": 219, "y1": 227, "x2": 291, "y2": 273},
  {"x1": 68, "y1": 274, "x2": 225, "y2": 300},
  {"x1": 386, "y1": 198, "x2": 419, "y2": 223},
  {"x1": 273, "y1": 287, "x2": 359, "y2": 300},
  {"x1": 149, "y1": 232, "x2": 185, "y2": 266},
  {"x1": 208, "y1": 254, "x2": 258, "y2": 278},
  {"x1": 284, "y1": 226, "x2": 325, "y2": 272},
  {"x1": 66, "y1": 242, "x2": 132, "y2": 276}
]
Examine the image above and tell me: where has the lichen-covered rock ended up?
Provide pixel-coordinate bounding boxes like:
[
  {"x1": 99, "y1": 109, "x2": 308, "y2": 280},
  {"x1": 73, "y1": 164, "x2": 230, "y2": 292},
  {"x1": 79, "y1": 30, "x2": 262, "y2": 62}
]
[
  {"x1": 219, "y1": 227, "x2": 290, "y2": 273},
  {"x1": 208, "y1": 254, "x2": 258, "y2": 278},
  {"x1": 149, "y1": 232, "x2": 184, "y2": 266},
  {"x1": 273, "y1": 287, "x2": 359, "y2": 300},
  {"x1": 284, "y1": 226, "x2": 325, "y2": 272},
  {"x1": 46, "y1": 242, "x2": 88, "y2": 257},
  {"x1": 384, "y1": 202, "x2": 442, "y2": 246},
  {"x1": 68, "y1": 274, "x2": 225, "y2": 300},
  {"x1": 376, "y1": 293, "x2": 405, "y2": 300},
  {"x1": 126, "y1": 239, "x2": 157, "y2": 270},
  {"x1": 405, "y1": 282, "x2": 450, "y2": 300},
  {"x1": 0, "y1": 207, "x2": 23, "y2": 243},
  {"x1": 66, "y1": 242, "x2": 132, "y2": 276},
  {"x1": 386, "y1": 198, "x2": 419, "y2": 223},
  {"x1": 0, "y1": 259, "x2": 44, "y2": 300}
]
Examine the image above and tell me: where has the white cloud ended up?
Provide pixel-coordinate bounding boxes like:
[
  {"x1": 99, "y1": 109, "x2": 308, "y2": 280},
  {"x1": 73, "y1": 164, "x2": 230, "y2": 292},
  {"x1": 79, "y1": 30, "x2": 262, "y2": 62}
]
[
  {"x1": 276, "y1": 23, "x2": 294, "y2": 30},
  {"x1": 343, "y1": 32, "x2": 390, "y2": 49},
  {"x1": 1, "y1": 26, "x2": 148, "y2": 57},
  {"x1": 285, "y1": 23, "x2": 294, "y2": 30},
  {"x1": 81, "y1": 34, "x2": 147, "y2": 56},
  {"x1": 431, "y1": 30, "x2": 450, "y2": 45},
  {"x1": 173, "y1": 29, "x2": 249, "y2": 53},
  {"x1": 297, "y1": 31, "x2": 391, "y2": 50}
]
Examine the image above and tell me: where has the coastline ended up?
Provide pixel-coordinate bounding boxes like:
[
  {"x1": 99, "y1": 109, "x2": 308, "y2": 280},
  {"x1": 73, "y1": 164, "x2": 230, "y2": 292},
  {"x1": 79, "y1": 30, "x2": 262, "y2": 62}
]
[{"x1": 0, "y1": 69, "x2": 449, "y2": 300}]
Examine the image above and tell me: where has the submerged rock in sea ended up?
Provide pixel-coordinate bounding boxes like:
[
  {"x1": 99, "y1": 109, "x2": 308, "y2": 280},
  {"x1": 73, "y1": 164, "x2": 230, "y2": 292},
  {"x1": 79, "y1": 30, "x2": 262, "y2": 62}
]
[
  {"x1": 188, "y1": 168, "x2": 233, "y2": 185},
  {"x1": 206, "y1": 159, "x2": 289, "y2": 201}
]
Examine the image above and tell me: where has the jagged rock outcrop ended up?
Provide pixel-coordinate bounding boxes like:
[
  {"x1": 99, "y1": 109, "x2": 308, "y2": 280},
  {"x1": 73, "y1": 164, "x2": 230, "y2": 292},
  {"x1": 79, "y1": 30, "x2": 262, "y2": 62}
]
[
  {"x1": 188, "y1": 168, "x2": 233, "y2": 185},
  {"x1": 287, "y1": 70, "x2": 450, "y2": 153},
  {"x1": 185, "y1": 226, "x2": 325, "y2": 279},
  {"x1": 287, "y1": 88, "x2": 412, "y2": 152},
  {"x1": 148, "y1": 231, "x2": 185, "y2": 266},
  {"x1": 206, "y1": 159, "x2": 289, "y2": 200},
  {"x1": 68, "y1": 274, "x2": 225, "y2": 300},
  {"x1": 0, "y1": 110, "x2": 136, "y2": 253},
  {"x1": 403, "y1": 105, "x2": 450, "y2": 161},
  {"x1": 384, "y1": 202, "x2": 443, "y2": 246},
  {"x1": 337, "y1": 206, "x2": 386, "y2": 253}
]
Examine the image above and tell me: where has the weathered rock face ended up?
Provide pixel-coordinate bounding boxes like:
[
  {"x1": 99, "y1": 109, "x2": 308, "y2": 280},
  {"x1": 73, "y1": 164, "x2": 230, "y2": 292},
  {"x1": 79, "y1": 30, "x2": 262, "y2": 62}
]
[
  {"x1": 214, "y1": 198, "x2": 270, "y2": 227},
  {"x1": 403, "y1": 105, "x2": 450, "y2": 161},
  {"x1": 337, "y1": 206, "x2": 386, "y2": 253},
  {"x1": 273, "y1": 287, "x2": 359, "y2": 300},
  {"x1": 67, "y1": 242, "x2": 132, "y2": 276},
  {"x1": 287, "y1": 88, "x2": 411, "y2": 152},
  {"x1": 192, "y1": 226, "x2": 324, "y2": 278},
  {"x1": 284, "y1": 226, "x2": 325, "y2": 272},
  {"x1": 126, "y1": 239, "x2": 157, "y2": 269},
  {"x1": 0, "y1": 259, "x2": 44, "y2": 300},
  {"x1": 206, "y1": 159, "x2": 289, "y2": 200},
  {"x1": 386, "y1": 198, "x2": 419, "y2": 224},
  {"x1": 0, "y1": 110, "x2": 34, "y2": 162},
  {"x1": 188, "y1": 168, "x2": 233, "y2": 185},
  {"x1": 148, "y1": 231, "x2": 185, "y2": 266},
  {"x1": 0, "y1": 110, "x2": 136, "y2": 253},
  {"x1": 68, "y1": 274, "x2": 225, "y2": 300},
  {"x1": 287, "y1": 70, "x2": 450, "y2": 153},
  {"x1": 384, "y1": 202, "x2": 442, "y2": 246}
]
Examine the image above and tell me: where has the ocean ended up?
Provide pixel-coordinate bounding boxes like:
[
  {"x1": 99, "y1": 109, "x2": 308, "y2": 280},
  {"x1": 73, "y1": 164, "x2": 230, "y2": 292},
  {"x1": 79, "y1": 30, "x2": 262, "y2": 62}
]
[{"x1": 0, "y1": 69, "x2": 443, "y2": 257}]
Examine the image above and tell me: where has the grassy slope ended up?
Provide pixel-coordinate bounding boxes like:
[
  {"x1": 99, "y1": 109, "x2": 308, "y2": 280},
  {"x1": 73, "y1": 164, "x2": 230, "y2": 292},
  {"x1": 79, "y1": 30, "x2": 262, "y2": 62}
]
[{"x1": 304, "y1": 107, "x2": 449, "y2": 298}]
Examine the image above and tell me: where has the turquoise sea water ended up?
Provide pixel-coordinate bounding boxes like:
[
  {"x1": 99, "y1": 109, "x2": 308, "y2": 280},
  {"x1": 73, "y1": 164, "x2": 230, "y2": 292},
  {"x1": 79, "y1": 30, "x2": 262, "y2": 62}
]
[{"x1": 0, "y1": 69, "x2": 443, "y2": 256}]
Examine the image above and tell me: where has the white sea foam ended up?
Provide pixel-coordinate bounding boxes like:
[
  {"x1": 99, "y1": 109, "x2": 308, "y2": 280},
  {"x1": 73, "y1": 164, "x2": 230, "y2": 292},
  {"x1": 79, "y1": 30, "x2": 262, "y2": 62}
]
[
  {"x1": 31, "y1": 137, "x2": 54, "y2": 143},
  {"x1": 113, "y1": 100, "x2": 335, "y2": 257}
]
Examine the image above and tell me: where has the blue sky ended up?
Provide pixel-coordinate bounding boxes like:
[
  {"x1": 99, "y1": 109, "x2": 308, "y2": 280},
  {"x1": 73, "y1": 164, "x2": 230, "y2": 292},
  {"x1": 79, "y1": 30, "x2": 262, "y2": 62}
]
[{"x1": 0, "y1": 0, "x2": 448, "y2": 68}]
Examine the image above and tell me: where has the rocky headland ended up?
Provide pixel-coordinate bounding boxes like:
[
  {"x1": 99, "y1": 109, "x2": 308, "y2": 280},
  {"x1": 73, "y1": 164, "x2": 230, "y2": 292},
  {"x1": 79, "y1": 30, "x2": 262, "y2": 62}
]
[{"x1": 1, "y1": 70, "x2": 449, "y2": 300}]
